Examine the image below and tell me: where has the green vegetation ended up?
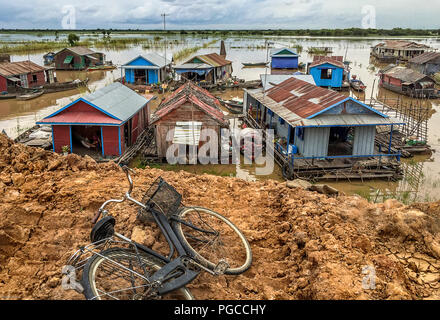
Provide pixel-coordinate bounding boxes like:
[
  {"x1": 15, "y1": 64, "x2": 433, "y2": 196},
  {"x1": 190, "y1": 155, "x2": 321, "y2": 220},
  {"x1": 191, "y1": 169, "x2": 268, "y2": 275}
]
[
  {"x1": 173, "y1": 39, "x2": 217, "y2": 61},
  {"x1": 68, "y1": 33, "x2": 80, "y2": 46},
  {"x1": 307, "y1": 47, "x2": 330, "y2": 54}
]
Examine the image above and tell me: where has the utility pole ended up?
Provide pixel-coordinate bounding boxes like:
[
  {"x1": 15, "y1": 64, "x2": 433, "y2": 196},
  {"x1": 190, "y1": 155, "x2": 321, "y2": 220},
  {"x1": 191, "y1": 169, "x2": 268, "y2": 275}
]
[{"x1": 161, "y1": 13, "x2": 169, "y2": 83}]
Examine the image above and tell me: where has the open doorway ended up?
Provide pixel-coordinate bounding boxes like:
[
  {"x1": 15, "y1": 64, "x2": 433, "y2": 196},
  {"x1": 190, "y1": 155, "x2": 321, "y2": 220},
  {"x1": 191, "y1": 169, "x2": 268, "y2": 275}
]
[
  {"x1": 134, "y1": 69, "x2": 148, "y2": 84},
  {"x1": 327, "y1": 127, "x2": 353, "y2": 156},
  {"x1": 71, "y1": 125, "x2": 102, "y2": 156}
]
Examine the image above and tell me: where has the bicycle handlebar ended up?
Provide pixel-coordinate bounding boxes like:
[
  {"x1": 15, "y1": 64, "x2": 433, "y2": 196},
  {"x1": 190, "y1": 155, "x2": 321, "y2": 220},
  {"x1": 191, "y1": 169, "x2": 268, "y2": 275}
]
[{"x1": 91, "y1": 165, "x2": 136, "y2": 224}]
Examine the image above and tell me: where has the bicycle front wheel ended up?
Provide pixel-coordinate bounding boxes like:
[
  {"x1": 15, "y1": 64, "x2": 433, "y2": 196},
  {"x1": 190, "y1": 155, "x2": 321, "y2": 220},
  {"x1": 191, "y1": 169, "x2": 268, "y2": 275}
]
[
  {"x1": 172, "y1": 207, "x2": 252, "y2": 275},
  {"x1": 81, "y1": 248, "x2": 194, "y2": 300}
]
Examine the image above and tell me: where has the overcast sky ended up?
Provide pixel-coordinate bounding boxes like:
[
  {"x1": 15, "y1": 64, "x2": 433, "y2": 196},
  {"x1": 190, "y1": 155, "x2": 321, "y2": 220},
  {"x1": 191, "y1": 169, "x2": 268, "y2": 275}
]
[{"x1": 0, "y1": 0, "x2": 438, "y2": 29}]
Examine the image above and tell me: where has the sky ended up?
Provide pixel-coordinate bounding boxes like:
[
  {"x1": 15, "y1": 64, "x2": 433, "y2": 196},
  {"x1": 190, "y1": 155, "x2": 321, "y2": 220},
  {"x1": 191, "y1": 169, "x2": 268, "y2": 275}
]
[{"x1": 0, "y1": 0, "x2": 439, "y2": 30}]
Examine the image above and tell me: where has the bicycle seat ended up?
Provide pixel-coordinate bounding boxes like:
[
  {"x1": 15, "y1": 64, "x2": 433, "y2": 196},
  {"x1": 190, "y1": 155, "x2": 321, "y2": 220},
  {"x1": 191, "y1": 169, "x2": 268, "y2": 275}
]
[{"x1": 91, "y1": 216, "x2": 116, "y2": 243}]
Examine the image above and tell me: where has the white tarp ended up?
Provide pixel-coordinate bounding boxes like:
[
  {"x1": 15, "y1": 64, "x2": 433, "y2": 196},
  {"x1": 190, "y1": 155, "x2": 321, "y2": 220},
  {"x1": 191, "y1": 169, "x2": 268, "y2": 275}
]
[{"x1": 173, "y1": 121, "x2": 202, "y2": 146}]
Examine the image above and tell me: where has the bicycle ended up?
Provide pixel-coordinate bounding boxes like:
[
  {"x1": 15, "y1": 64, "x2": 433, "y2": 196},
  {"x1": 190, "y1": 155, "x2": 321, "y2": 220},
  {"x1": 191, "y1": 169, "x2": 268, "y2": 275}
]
[{"x1": 61, "y1": 166, "x2": 252, "y2": 300}]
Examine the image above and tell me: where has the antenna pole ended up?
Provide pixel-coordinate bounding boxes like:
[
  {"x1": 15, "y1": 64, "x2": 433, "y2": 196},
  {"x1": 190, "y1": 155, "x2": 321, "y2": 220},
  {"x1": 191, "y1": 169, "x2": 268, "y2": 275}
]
[{"x1": 161, "y1": 13, "x2": 169, "y2": 84}]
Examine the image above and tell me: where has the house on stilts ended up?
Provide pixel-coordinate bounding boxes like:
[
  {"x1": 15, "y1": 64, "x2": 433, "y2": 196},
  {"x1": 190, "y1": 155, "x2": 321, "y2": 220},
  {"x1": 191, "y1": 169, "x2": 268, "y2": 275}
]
[
  {"x1": 37, "y1": 82, "x2": 152, "y2": 159},
  {"x1": 243, "y1": 77, "x2": 405, "y2": 181},
  {"x1": 151, "y1": 82, "x2": 229, "y2": 162}
]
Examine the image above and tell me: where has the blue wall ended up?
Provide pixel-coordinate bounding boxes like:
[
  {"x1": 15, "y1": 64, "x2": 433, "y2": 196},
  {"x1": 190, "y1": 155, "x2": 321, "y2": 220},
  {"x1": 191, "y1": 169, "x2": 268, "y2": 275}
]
[
  {"x1": 310, "y1": 63, "x2": 343, "y2": 88},
  {"x1": 124, "y1": 56, "x2": 160, "y2": 84},
  {"x1": 271, "y1": 56, "x2": 299, "y2": 69}
]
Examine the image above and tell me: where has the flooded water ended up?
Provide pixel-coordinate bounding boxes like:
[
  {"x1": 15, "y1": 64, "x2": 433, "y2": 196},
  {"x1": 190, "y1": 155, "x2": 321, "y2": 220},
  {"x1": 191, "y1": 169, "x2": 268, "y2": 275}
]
[{"x1": 1, "y1": 34, "x2": 440, "y2": 202}]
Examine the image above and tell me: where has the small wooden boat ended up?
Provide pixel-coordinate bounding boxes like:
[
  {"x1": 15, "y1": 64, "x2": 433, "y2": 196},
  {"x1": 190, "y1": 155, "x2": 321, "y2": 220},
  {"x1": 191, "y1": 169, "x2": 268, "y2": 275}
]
[
  {"x1": 16, "y1": 90, "x2": 45, "y2": 101},
  {"x1": 86, "y1": 65, "x2": 116, "y2": 72},
  {"x1": 0, "y1": 93, "x2": 17, "y2": 100},
  {"x1": 225, "y1": 104, "x2": 243, "y2": 114},
  {"x1": 242, "y1": 62, "x2": 268, "y2": 67},
  {"x1": 350, "y1": 79, "x2": 367, "y2": 92}
]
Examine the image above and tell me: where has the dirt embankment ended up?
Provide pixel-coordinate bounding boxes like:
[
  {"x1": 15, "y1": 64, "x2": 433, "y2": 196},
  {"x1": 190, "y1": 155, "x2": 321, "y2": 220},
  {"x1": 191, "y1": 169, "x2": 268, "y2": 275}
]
[{"x1": 0, "y1": 133, "x2": 439, "y2": 300}]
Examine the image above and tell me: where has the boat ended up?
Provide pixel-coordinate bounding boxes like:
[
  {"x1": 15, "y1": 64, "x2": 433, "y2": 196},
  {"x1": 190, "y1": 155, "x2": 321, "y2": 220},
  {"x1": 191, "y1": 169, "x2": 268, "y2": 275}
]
[
  {"x1": 43, "y1": 78, "x2": 89, "y2": 93},
  {"x1": 86, "y1": 65, "x2": 116, "y2": 72},
  {"x1": 242, "y1": 62, "x2": 268, "y2": 67},
  {"x1": 219, "y1": 99, "x2": 244, "y2": 114},
  {"x1": 16, "y1": 90, "x2": 45, "y2": 101},
  {"x1": 225, "y1": 104, "x2": 243, "y2": 114},
  {"x1": 0, "y1": 93, "x2": 17, "y2": 100},
  {"x1": 350, "y1": 79, "x2": 367, "y2": 92}
]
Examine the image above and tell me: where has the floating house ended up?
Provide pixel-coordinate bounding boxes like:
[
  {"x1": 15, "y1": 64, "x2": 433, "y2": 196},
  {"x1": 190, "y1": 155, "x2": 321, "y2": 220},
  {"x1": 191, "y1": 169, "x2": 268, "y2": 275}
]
[
  {"x1": 243, "y1": 77, "x2": 404, "y2": 179},
  {"x1": 260, "y1": 73, "x2": 315, "y2": 90},
  {"x1": 408, "y1": 52, "x2": 440, "y2": 76},
  {"x1": 379, "y1": 64, "x2": 437, "y2": 98},
  {"x1": 53, "y1": 47, "x2": 105, "y2": 70},
  {"x1": 308, "y1": 56, "x2": 347, "y2": 89},
  {"x1": 121, "y1": 53, "x2": 172, "y2": 85},
  {"x1": 151, "y1": 82, "x2": 229, "y2": 160},
  {"x1": 37, "y1": 82, "x2": 152, "y2": 157},
  {"x1": 174, "y1": 53, "x2": 233, "y2": 84},
  {"x1": 0, "y1": 60, "x2": 55, "y2": 93},
  {"x1": 270, "y1": 48, "x2": 299, "y2": 69},
  {"x1": 371, "y1": 40, "x2": 432, "y2": 63}
]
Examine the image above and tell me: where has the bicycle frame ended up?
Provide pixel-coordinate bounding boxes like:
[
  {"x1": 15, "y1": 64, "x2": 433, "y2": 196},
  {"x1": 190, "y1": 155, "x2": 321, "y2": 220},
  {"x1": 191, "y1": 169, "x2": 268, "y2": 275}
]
[{"x1": 92, "y1": 167, "x2": 201, "y2": 296}]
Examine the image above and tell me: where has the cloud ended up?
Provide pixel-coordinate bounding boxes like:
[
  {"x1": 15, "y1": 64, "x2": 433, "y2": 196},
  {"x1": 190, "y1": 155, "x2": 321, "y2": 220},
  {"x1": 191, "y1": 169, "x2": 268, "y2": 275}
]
[{"x1": 0, "y1": 0, "x2": 439, "y2": 29}]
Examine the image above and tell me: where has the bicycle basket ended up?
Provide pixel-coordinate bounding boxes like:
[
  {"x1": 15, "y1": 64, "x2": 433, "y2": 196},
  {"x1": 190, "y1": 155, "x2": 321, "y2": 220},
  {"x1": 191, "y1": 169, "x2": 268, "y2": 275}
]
[{"x1": 137, "y1": 177, "x2": 182, "y2": 223}]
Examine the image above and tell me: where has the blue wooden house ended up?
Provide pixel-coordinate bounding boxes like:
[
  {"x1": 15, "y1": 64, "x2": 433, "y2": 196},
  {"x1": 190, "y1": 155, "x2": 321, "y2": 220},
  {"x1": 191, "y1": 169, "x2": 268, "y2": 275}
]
[
  {"x1": 122, "y1": 53, "x2": 172, "y2": 85},
  {"x1": 308, "y1": 56, "x2": 346, "y2": 89},
  {"x1": 270, "y1": 48, "x2": 299, "y2": 69}
]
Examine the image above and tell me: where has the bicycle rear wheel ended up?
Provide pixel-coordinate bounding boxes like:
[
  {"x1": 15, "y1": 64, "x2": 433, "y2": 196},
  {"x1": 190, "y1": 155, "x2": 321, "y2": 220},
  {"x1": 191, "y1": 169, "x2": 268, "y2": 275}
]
[
  {"x1": 81, "y1": 248, "x2": 194, "y2": 300},
  {"x1": 172, "y1": 207, "x2": 252, "y2": 275}
]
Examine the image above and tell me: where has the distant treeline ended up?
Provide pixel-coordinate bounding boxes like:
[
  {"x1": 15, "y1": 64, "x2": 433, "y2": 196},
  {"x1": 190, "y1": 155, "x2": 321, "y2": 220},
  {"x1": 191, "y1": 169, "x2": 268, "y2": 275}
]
[
  {"x1": 0, "y1": 28, "x2": 440, "y2": 37},
  {"x1": 1, "y1": 28, "x2": 440, "y2": 37}
]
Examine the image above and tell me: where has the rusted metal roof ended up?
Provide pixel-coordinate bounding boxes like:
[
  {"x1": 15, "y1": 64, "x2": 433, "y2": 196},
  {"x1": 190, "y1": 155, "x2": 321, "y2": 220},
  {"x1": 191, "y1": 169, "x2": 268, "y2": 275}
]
[
  {"x1": 374, "y1": 40, "x2": 431, "y2": 50},
  {"x1": 0, "y1": 60, "x2": 46, "y2": 77},
  {"x1": 409, "y1": 51, "x2": 440, "y2": 65},
  {"x1": 151, "y1": 82, "x2": 228, "y2": 126},
  {"x1": 310, "y1": 56, "x2": 344, "y2": 68},
  {"x1": 381, "y1": 65, "x2": 432, "y2": 83},
  {"x1": 187, "y1": 53, "x2": 232, "y2": 67},
  {"x1": 247, "y1": 88, "x2": 403, "y2": 128},
  {"x1": 265, "y1": 77, "x2": 348, "y2": 118}
]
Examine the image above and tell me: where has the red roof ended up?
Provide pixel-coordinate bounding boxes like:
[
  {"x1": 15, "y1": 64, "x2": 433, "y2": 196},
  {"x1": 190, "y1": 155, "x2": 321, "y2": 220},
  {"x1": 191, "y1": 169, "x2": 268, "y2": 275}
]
[
  {"x1": 152, "y1": 82, "x2": 227, "y2": 126},
  {"x1": 266, "y1": 77, "x2": 348, "y2": 118},
  {"x1": 310, "y1": 56, "x2": 344, "y2": 68},
  {"x1": 0, "y1": 60, "x2": 46, "y2": 77}
]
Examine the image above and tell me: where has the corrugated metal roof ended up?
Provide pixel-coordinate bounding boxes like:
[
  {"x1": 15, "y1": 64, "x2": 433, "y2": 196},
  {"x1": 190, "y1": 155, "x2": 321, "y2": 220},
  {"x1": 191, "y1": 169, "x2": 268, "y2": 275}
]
[
  {"x1": 174, "y1": 63, "x2": 213, "y2": 70},
  {"x1": 409, "y1": 51, "x2": 440, "y2": 64},
  {"x1": 151, "y1": 82, "x2": 227, "y2": 126},
  {"x1": 381, "y1": 65, "x2": 432, "y2": 83},
  {"x1": 310, "y1": 56, "x2": 344, "y2": 68},
  {"x1": 122, "y1": 53, "x2": 171, "y2": 69},
  {"x1": 374, "y1": 40, "x2": 431, "y2": 50},
  {"x1": 39, "y1": 82, "x2": 150, "y2": 125},
  {"x1": 60, "y1": 46, "x2": 99, "y2": 56},
  {"x1": 247, "y1": 88, "x2": 404, "y2": 128},
  {"x1": 270, "y1": 48, "x2": 298, "y2": 57},
  {"x1": 0, "y1": 60, "x2": 46, "y2": 77},
  {"x1": 186, "y1": 53, "x2": 232, "y2": 67},
  {"x1": 260, "y1": 74, "x2": 315, "y2": 90},
  {"x1": 264, "y1": 77, "x2": 348, "y2": 118}
]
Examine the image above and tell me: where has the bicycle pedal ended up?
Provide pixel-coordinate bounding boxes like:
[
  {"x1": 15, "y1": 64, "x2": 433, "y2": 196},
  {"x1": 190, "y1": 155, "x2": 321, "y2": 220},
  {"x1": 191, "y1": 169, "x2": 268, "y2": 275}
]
[{"x1": 214, "y1": 260, "x2": 230, "y2": 275}]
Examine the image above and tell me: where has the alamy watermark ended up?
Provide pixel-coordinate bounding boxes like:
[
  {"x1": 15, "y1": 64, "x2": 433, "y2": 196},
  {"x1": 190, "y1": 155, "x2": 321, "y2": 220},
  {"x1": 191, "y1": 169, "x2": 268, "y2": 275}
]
[
  {"x1": 361, "y1": 5, "x2": 376, "y2": 29},
  {"x1": 362, "y1": 265, "x2": 376, "y2": 290},
  {"x1": 61, "y1": 5, "x2": 76, "y2": 29},
  {"x1": 165, "y1": 128, "x2": 275, "y2": 176}
]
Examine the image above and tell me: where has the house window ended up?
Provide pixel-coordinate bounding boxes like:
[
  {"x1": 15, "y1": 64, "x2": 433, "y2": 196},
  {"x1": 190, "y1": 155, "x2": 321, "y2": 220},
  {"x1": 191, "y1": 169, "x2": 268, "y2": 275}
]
[
  {"x1": 320, "y1": 68, "x2": 332, "y2": 80},
  {"x1": 31, "y1": 74, "x2": 38, "y2": 83}
]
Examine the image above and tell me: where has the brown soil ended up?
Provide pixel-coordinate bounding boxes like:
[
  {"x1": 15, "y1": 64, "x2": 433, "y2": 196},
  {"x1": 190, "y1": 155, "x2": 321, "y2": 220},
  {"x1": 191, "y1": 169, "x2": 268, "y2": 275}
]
[{"x1": 0, "y1": 133, "x2": 439, "y2": 300}]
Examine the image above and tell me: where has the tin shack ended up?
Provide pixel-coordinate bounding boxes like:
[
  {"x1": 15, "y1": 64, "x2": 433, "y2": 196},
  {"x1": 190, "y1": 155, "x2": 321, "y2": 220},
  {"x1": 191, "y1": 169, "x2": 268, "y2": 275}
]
[
  {"x1": 121, "y1": 53, "x2": 172, "y2": 85},
  {"x1": 244, "y1": 77, "x2": 405, "y2": 180},
  {"x1": 37, "y1": 82, "x2": 152, "y2": 157},
  {"x1": 53, "y1": 46, "x2": 105, "y2": 70},
  {"x1": 270, "y1": 48, "x2": 299, "y2": 69},
  {"x1": 0, "y1": 60, "x2": 55, "y2": 93},
  {"x1": 408, "y1": 52, "x2": 440, "y2": 76},
  {"x1": 371, "y1": 40, "x2": 432, "y2": 63},
  {"x1": 308, "y1": 56, "x2": 348, "y2": 89},
  {"x1": 379, "y1": 64, "x2": 437, "y2": 98},
  {"x1": 151, "y1": 82, "x2": 229, "y2": 161}
]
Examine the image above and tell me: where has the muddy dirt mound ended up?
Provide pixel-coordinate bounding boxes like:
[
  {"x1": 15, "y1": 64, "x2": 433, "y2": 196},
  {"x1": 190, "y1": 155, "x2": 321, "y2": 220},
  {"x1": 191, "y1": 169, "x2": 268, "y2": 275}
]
[{"x1": 0, "y1": 133, "x2": 439, "y2": 300}]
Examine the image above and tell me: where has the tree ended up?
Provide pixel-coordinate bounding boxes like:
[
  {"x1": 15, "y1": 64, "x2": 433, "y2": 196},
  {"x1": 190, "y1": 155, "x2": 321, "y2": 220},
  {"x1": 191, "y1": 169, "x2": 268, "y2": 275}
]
[{"x1": 68, "y1": 33, "x2": 80, "y2": 46}]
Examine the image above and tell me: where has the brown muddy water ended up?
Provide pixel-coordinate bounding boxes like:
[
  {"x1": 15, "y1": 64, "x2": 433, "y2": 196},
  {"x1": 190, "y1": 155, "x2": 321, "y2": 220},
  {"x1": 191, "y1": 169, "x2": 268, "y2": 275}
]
[{"x1": 1, "y1": 35, "x2": 440, "y2": 203}]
